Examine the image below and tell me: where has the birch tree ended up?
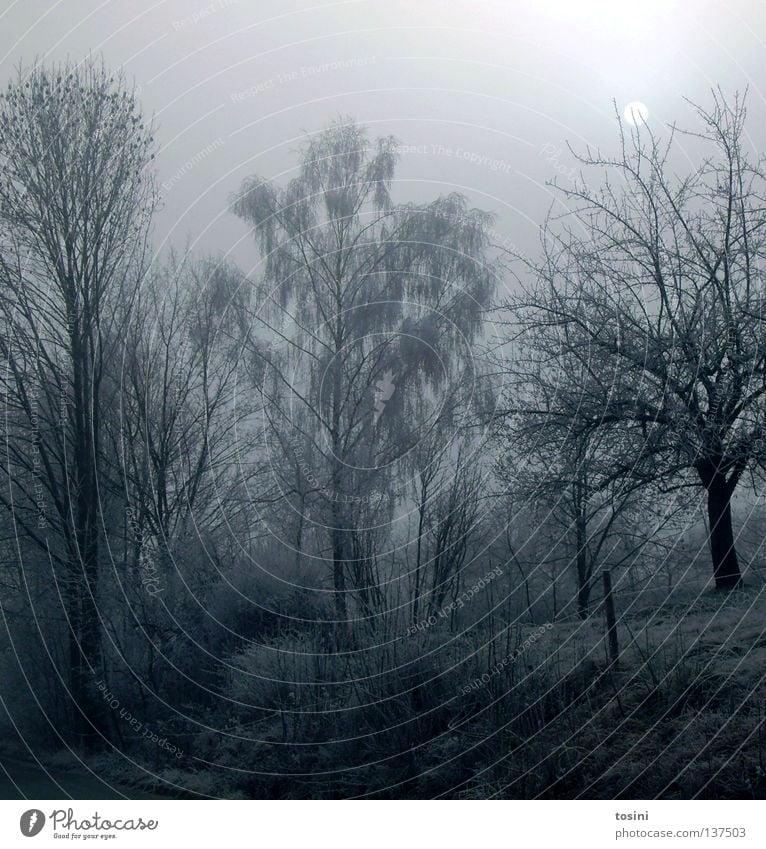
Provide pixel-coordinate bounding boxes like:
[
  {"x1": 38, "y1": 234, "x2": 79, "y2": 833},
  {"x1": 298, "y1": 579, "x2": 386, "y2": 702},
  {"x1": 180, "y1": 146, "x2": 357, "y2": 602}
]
[{"x1": 231, "y1": 119, "x2": 494, "y2": 633}]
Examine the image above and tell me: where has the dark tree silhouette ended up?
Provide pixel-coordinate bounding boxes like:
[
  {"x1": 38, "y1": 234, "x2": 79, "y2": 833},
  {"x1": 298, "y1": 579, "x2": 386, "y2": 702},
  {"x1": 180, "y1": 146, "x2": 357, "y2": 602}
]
[
  {"x1": 0, "y1": 59, "x2": 156, "y2": 747},
  {"x1": 506, "y1": 92, "x2": 766, "y2": 590}
]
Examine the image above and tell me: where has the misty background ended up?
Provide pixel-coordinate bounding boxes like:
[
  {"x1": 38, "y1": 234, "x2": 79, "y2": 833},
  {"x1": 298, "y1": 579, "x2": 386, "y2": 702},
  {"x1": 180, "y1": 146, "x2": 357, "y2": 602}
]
[
  {"x1": 2, "y1": 0, "x2": 766, "y2": 802},
  {"x1": 4, "y1": 0, "x2": 765, "y2": 266}
]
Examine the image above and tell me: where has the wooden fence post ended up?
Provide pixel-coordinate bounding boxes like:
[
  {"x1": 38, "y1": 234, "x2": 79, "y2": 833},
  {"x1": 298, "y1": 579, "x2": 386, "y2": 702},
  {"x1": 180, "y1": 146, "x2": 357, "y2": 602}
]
[{"x1": 602, "y1": 569, "x2": 619, "y2": 666}]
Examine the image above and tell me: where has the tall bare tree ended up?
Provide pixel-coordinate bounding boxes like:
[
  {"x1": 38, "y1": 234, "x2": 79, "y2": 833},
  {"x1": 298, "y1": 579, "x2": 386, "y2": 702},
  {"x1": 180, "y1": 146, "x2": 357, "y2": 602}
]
[
  {"x1": 506, "y1": 91, "x2": 766, "y2": 590},
  {"x1": 0, "y1": 59, "x2": 156, "y2": 746},
  {"x1": 115, "y1": 253, "x2": 254, "y2": 566}
]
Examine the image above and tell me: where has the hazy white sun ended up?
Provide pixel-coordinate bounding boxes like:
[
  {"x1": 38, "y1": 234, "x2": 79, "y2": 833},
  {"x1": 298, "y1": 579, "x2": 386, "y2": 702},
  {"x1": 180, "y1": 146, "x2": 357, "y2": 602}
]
[{"x1": 624, "y1": 101, "x2": 649, "y2": 126}]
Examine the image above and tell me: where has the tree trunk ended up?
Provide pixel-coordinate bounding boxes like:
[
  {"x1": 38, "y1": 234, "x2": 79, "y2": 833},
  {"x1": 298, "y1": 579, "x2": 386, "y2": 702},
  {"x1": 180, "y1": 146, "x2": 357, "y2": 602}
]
[
  {"x1": 330, "y1": 334, "x2": 349, "y2": 644},
  {"x1": 70, "y1": 474, "x2": 105, "y2": 750},
  {"x1": 412, "y1": 481, "x2": 427, "y2": 626},
  {"x1": 575, "y1": 504, "x2": 590, "y2": 619},
  {"x1": 65, "y1": 512, "x2": 104, "y2": 751},
  {"x1": 705, "y1": 473, "x2": 742, "y2": 590},
  {"x1": 69, "y1": 325, "x2": 106, "y2": 751},
  {"x1": 331, "y1": 522, "x2": 349, "y2": 644},
  {"x1": 577, "y1": 577, "x2": 591, "y2": 620}
]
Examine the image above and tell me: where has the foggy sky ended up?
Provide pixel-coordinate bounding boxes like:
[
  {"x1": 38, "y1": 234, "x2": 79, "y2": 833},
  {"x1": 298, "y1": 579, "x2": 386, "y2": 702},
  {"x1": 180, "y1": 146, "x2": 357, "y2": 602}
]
[{"x1": 1, "y1": 0, "x2": 765, "y2": 287}]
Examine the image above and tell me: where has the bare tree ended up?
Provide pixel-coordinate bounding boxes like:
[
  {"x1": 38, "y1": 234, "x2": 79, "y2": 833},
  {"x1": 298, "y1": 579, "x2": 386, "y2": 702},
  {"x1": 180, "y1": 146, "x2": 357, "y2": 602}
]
[
  {"x1": 495, "y1": 382, "x2": 684, "y2": 619},
  {"x1": 0, "y1": 59, "x2": 156, "y2": 747},
  {"x1": 115, "y1": 252, "x2": 255, "y2": 566},
  {"x1": 407, "y1": 379, "x2": 490, "y2": 624},
  {"x1": 506, "y1": 91, "x2": 766, "y2": 590},
  {"x1": 422, "y1": 442, "x2": 486, "y2": 619}
]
